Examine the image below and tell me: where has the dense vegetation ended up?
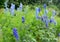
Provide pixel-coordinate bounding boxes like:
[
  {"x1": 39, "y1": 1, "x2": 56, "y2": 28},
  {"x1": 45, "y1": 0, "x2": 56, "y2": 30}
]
[{"x1": 0, "y1": 0, "x2": 60, "y2": 42}]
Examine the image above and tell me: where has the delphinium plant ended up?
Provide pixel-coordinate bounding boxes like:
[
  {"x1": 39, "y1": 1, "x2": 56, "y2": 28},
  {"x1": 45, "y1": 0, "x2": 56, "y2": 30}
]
[
  {"x1": 31, "y1": 3, "x2": 58, "y2": 42},
  {"x1": 17, "y1": 3, "x2": 23, "y2": 12},
  {"x1": 1, "y1": 2, "x2": 58, "y2": 42},
  {"x1": 35, "y1": 7, "x2": 41, "y2": 20},
  {"x1": 13, "y1": 28, "x2": 20, "y2": 42},
  {"x1": 10, "y1": 3, "x2": 15, "y2": 16}
]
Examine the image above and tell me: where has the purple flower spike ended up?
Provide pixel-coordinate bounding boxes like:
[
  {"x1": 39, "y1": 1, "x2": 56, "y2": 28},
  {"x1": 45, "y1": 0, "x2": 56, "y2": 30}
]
[
  {"x1": 22, "y1": 16, "x2": 25, "y2": 23},
  {"x1": 44, "y1": 4, "x2": 46, "y2": 9},
  {"x1": 36, "y1": 7, "x2": 40, "y2": 14},
  {"x1": 13, "y1": 28, "x2": 19, "y2": 40},
  {"x1": 45, "y1": 19, "x2": 49, "y2": 27},
  {"x1": 19, "y1": 3, "x2": 23, "y2": 11},
  {"x1": 36, "y1": 7, "x2": 41, "y2": 20},
  {"x1": 10, "y1": 3, "x2": 15, "y2": 16}
]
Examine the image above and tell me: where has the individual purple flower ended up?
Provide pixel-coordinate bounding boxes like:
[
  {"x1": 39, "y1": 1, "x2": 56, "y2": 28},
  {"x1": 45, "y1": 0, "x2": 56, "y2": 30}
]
[
  {"x1": 10, "y1": 3, "x2": 15, "y2": 16},
  {"x1": 41, "y1": 15, "x2": 48, "y2": 22},
  {"x1": 22, "y1": 16, "x2": 25, "y2": 23},
  {"x1": 13, "y1": 28, "x2": 19, "y2": 40},
  {"x1": 36, "y1": 7, "x2": 40, "y2": 14},
  {"x1": 44, "y1": 4, "x2": 46, "y2": 9},
  {"x1": 36, "y1": 7, "x2": 41, "y2": 20},
  {"x1": 41, "y1": 15, "x2": 49, "y2": 27}
]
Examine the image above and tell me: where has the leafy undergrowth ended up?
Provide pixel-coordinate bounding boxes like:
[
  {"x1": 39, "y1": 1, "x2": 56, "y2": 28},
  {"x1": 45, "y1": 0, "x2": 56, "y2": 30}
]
[{"x1": 0, "y1": 7, "x2": 60, "y2": 42}]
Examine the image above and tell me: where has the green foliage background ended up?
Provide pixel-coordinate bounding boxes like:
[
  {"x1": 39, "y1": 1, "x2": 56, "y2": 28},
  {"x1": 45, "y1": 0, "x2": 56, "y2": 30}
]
[
  {"x1": 0, "y1": 6, "x2": 60, "y2": 42},
  {"x1": 0, "y1": 0, "x2": 60, "y2": 9},
  {"x1": 0, "y1": 0, "x2": 60, "y2": 42}
]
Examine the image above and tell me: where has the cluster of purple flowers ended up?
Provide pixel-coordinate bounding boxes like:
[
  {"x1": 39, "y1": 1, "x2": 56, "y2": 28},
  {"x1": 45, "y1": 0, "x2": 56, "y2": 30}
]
[
  {"x1": 50, "y1": 9, "x2": 57, "y2": 26},
  {"x1": 36, "y1": 4, "x2": 57, "y2": 27},
  {"x1": 10, "y1": 3, "x2": 23, "y2": 16},
  {"x1": 4, "y1": 1, "x2": 23, "y2": 15},
  {"x1": 3, "y1": 1, "x2": 58, "y2": 41}
]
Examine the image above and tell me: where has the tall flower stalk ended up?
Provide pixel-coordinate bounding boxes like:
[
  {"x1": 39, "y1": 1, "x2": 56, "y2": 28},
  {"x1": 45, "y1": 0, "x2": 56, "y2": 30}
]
[
  {"x1": 13, "y1": 28, "x2": 19, "y2": 42},
  {"x1": 19, "y1": 3, "x2": 23, "y2": 11},
  {"x1": 10, "y1": 3, "x2": 15, "y2": 16},
  {"x1": 35, "y1": 7, "x2": 40, "y2": 20}
]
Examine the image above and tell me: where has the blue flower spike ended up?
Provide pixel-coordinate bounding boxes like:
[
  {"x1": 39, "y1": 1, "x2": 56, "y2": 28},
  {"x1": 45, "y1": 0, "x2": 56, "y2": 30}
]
[
  {"x1": 19, "y1": 3, "x2": 23, "y2": 11},
  {"x1": 10, "y1": 3, "x2": 15, "y2": 16},
  {"x1": 36, "y1": 7, "x2": 41, "y2": 20},
  {"x1": 22, "y1": 16, "x2": 25, "y2": 23},
  {"x1": 45, "y1": 18, "x2": 49, "y2": 27},
  {"x1": 13, "y1": 28, "x2": 19, "y2": 40},
  {"x1": 43, "y1": 4, "x2": 48, "y2": 16},
  {"x1": 44, "y1": 3, "x2": 46, "y2": 9}
]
